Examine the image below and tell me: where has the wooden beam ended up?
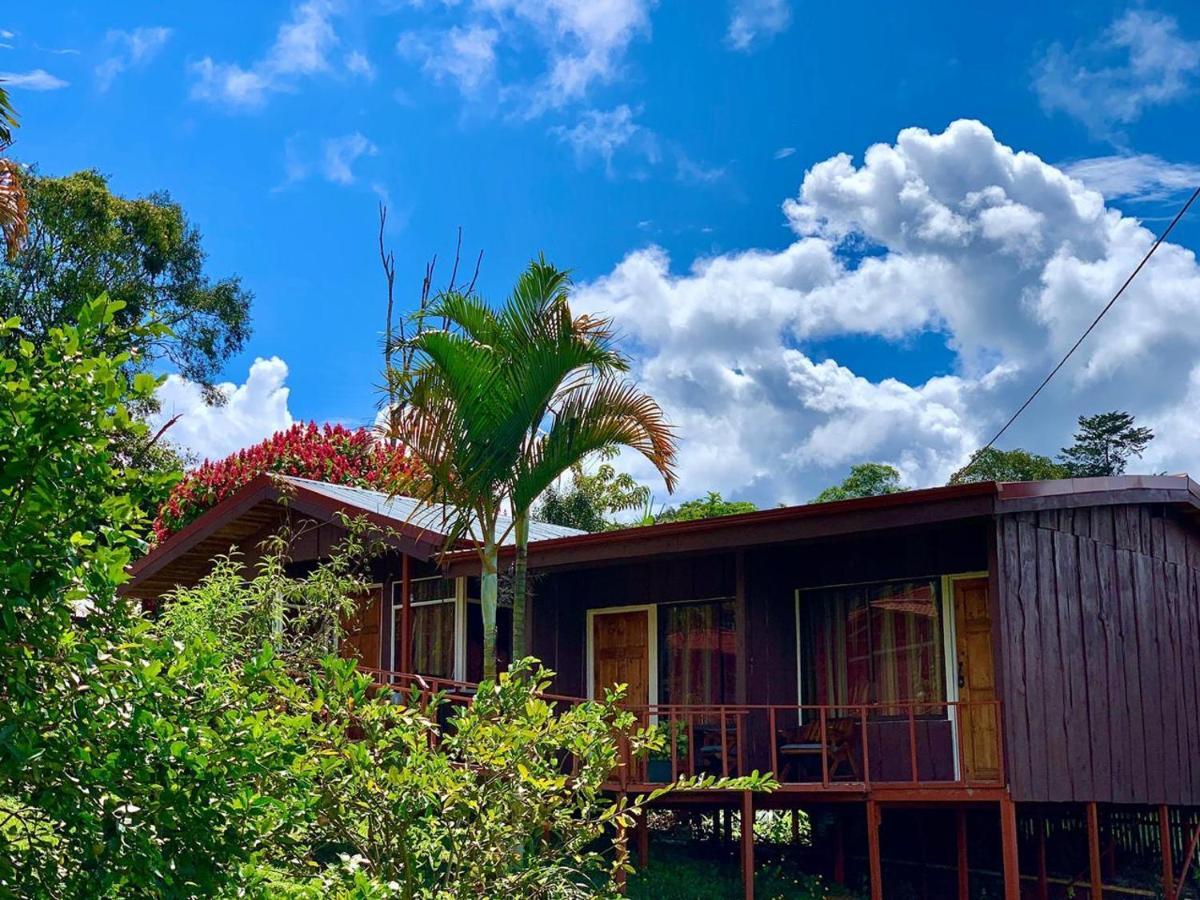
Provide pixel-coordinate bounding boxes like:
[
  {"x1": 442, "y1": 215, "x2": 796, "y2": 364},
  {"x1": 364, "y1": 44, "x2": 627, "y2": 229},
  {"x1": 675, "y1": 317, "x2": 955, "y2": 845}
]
[
  {"x1": 741, "y1": 791, "x2": 755, "y2": 900},
  {"x1": 1000, "y1": 797, "x2": 1020, "y2": 900},
  {"x1": 956, "y1": 809, "x2": 969, "y2": 900},
  {"x1": 1160, "y1": 805, "x2": 1174, "y2": 899},
  {"x1": 866, "y1": 799, "x2": 883, "y2": 900},
  {"x1": 1086, "y1": 802, "x2": 1102, "y2": 900}
]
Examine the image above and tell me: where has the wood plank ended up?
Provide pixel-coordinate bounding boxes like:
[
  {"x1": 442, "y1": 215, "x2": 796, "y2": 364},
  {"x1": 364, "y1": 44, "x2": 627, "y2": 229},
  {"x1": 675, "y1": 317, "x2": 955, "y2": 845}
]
[
  {"x1": 1054, "y1": 531, "x2": 1091, "y2": 798},
  {"x1": 1037, "y1": 525, "x2": 1070, "y2": 801},
  {"x1": 1133, "y1": 553, "x2": 1166, "y2": 803},
  {"x1": 1014, "y1": 520, "x2": 1044, "y2": 799},
  {"x1": 1078, "y1": 537, "x2": 1111, "y2": 801},
  {"x1": 1112, "y1": 547, "x2": 1141, "y2": 803},
  {"x1": 1156, "y1": 561, "x2": 1182, "y2": 802}
]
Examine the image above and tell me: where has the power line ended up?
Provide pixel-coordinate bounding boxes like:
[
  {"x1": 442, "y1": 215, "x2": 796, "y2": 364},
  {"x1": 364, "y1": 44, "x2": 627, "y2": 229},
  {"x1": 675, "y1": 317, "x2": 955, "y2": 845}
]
[{"x1": 971, "y1": 184, "x2": 1200, "y2": 463}]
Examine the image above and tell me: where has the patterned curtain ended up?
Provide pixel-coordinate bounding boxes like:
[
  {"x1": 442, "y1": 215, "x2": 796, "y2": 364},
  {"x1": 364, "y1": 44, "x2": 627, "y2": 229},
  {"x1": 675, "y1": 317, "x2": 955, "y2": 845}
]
[{"x1": 660, "y1": 600, "x2": 736, "y2": 706}]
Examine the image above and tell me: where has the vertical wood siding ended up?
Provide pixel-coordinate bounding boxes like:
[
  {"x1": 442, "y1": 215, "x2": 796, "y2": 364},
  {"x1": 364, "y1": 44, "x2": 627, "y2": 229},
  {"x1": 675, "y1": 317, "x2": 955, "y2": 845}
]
[{"x1": 996, "y1": 505, "x2": 1200, "y2": 805}]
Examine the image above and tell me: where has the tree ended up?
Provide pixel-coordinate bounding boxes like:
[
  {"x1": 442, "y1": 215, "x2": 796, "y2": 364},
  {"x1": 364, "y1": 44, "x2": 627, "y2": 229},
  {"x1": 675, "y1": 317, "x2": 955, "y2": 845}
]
[
  {"x1": 655, "y1": 491, "x2": 757, "y2": 524},
  {"x1": 536, "y1": 447, "x2": 651, "y2": 532},
  {"x1": 948, "y1": 447, "x2": 1068, "y2": 484},
  {"x1": 152, "y1": 422, "x2": 423, "y2": 543},
  {"x1": 1059, "y1": 411, "x2": 1154, "y2": 477},
  {"x1": 0, "y1": 169, "x2": 252, "y2": 391},
  {"x1": 0, "y1": 82, "x2": 27, "y2": 260},
  {"x1": 387, "y1": 260, "x2": 675, "y2": 677},
  {"x1": 814, "y1": 463, "x2": 906, "y2": 502}
]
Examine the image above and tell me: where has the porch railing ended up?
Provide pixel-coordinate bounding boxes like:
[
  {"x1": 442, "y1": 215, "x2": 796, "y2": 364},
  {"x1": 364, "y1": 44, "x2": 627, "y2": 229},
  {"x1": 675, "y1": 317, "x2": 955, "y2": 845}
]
[
  {"x1": 359, "y1": 667, "x2": 1004, "y2": 791},
  {"x1": 619, "y1": 700, "x2": 1004, "y2": 790}
]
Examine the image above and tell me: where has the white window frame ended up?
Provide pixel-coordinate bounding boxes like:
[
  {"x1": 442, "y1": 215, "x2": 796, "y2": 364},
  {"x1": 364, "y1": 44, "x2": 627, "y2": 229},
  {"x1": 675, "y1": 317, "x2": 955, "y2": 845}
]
[
  {"x1": 391, "y1": 575, "x2": 466, "y2": 681},
  {"x1": 585, "y1": 604, "x2": 659, "y2": 709}
]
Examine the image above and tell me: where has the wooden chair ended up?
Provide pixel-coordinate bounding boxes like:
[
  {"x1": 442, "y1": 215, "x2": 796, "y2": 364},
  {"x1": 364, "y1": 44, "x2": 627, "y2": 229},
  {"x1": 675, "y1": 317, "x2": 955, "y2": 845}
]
[{"x1": 776, "y1": 715, "x2": 860, "y2": 782}]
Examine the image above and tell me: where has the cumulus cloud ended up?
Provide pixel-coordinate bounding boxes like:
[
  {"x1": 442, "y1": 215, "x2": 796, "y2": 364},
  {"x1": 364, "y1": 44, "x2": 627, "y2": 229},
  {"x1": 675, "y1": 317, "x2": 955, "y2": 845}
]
[
  {"x1": 153, "y1": 357, "x2": 295, "y2": 462},
  {"x1": 727, "y1": 0, "x2": 791, "y2": 51},
  {"x1": 190, "y1": 0, "x2": 358, "y2": 109},
  {"x1": 1034, "y1": 10, "x2": 1200, "y2": 136},
  {"x1": 398, "y1": 24, "x2": 498, "y2": 95},
  {"x1": 95, "y1": 26, "x2": 172, "y2": 91},
  {"x1": 279, "y1": 131, "x2": 379, "y2": 188},
  {"x1": 552, "y1": 105, "x2": 659, "y2": 177},
  {"x1": 574, "y1": 119, "x2": 1200, "y2": 504},
  {"x1": 0, "y1": 68, "x2": 68, "y2": 90}
]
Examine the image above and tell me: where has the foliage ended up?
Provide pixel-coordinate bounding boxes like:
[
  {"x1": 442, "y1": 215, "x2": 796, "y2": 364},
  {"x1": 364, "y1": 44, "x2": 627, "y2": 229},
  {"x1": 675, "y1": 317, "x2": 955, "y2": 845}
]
[
  {"x1": 813, "y1": 463, "x2": 906, "y2": 502},
  {"x1": 947, "y1": 446, "x2": 1068, "y2": 484},
  {"x1": 536, "y1": 447, "x2": 652, "y2": 532},
  {"x1": 0, "y1": 169, "x2": 252, "y2": 390},
  {"x1": 1059, "y1": 410, "x2": 1154, "y2": 477},
  {"x1": 152, "y1": 421, "x2": 423, "y2": 543},
  {"x1": 626, "y1": 842, "x2": 853, "y2": 900},
  {"x1": 387, "y1": 258, "x2": 675, "y2": 677},
  {"x1": 0, "y1": 82, "x2": 26, "y2": 260},
  {"x1": 655, "y1": 491, "x2": 757, "y2": 524}
]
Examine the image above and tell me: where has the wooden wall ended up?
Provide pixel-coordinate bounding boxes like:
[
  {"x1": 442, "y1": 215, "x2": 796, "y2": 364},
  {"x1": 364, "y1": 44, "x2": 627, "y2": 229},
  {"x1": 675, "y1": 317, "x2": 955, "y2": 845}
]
[{"x1": 995, "y1": 504, "x2": 1200, "y2": 805}]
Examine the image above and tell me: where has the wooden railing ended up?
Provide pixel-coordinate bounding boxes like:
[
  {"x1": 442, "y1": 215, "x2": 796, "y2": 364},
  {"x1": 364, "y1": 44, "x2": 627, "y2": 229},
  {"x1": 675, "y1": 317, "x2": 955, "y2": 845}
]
[
  {"x1": 358, "y1": 668, "x2": 1004, "y2": 791},
  {"x1": 618, "y1": 700, "x2": 1004, "y2": 790}
]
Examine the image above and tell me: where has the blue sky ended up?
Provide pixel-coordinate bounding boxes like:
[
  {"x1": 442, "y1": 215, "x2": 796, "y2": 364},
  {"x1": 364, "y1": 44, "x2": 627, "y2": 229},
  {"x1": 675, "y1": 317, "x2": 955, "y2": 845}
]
[{"x1": 5, "y1": 1, "x2": 1200, "y2": 504}]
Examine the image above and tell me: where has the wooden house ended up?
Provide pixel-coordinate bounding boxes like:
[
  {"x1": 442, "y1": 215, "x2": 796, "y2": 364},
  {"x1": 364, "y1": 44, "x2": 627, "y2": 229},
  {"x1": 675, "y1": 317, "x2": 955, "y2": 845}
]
[{"x1": 128, "y1": 474, "x2": 1200, "y2": 899}]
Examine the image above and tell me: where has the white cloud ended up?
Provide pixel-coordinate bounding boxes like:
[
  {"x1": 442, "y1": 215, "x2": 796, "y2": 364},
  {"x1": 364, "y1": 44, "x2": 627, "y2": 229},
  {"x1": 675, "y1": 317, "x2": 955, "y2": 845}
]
[
  {"x1": 0, "y1": 68, "x2": 68, "y2": 90},
  {"x1": 574, "y1": 119, "x2": 1200, "y2": 504},
  {"x1": 279, "y1": 131, "x2": 379, "y2": 188},
  {"x1": 344, "y1": 50, "x2": 375, "y2": 81},
  {"x1": 398, "y1": 24, "x2": 498, "y2": 95},
  {"x1": 95, "y1": 26, "x2": 172, "y2": 91},
  {"x1": 552, "y1": 105, "x2": 659, "y2": 177},
  {"x1": 1063, "y1": 153, "x2": 1200, "y2": 203},
  {"x1": 190, "y1": 0, "x2": 348, "y2": 109},
  {"x1": 774, "y1": 146, "x2": 796, "y2": 160},
  {"x1": 727, "y1": 0, "x2": 791, "y2": 51},
  {"x1": 1034, "y1": 10, "x2": 1200, "y2": 135},
  {"x1": 399, "y1": 0, "x2": 652, "y2": 111},
  {"x1": 153, "y1": 357, "x2": 295, "y2": 462},
  {"x1": 323, "y1": 131, "x2": 378, "y2": 184}
]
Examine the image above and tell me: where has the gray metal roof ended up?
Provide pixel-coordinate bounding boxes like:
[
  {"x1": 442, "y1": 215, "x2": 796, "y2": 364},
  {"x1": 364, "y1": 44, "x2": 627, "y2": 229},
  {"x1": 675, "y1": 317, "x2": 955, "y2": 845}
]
[{"x1": 280, "y1": 477, "x2": 586, "y2": 545}]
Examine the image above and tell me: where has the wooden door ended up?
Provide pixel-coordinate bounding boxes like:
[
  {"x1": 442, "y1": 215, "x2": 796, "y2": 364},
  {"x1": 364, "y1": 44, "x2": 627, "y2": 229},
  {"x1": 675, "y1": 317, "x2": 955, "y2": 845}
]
[
  {"x1": 340, "y1": 587, "x2": 383, "y2": 668},
  {"x1": 591, "y1": 609, "x2": 651, "y2": 708},
  {"x1": 953, "y1": 577, "x2": 1000, "y2": 781}
]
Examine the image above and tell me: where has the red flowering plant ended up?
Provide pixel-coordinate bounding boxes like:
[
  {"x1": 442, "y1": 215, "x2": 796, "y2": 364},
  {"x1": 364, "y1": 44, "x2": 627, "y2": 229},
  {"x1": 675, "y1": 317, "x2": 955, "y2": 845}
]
[{"x1": 151, "y1": 422, "x2": 423, "y2": 543}]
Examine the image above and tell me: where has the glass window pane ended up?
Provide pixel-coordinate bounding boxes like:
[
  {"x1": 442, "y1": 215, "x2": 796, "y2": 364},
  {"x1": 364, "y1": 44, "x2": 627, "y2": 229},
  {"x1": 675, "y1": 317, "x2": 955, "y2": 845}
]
[
  {"x1": 465, "y1": 605, "x2": 513, "y2": 682},
  {"x1": 659, "y1": 600, "x2": 736, "y2": 706},
  {"x1": 867, "y1": 581, "x2": 944, "y2": 713},
  {"x1": 410, "y1": 576, "x2": 456, "y2": 605},
  {"x1": 410, "y1": 601, "x2": 456, "y2": 680}
]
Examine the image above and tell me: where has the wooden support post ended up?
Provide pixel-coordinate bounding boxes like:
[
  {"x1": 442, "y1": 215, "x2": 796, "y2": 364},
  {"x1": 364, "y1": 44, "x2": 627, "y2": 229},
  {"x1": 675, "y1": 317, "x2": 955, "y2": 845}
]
[
  {"x1": 791, "y1": 807, "x2": 800, "y2": 845},
  {"x1": 741, "y1": 791, "x2": 755, "y2": 900},
  {"x1": 636, "y1": 808, "x2": 649, "y2": 871},
  {"x1": 1086, "y1": 802, "x2": 1102, "y2": 900},
  {"x1": 866, "y1": 800, "x2": 883, "y2": 900},
  {"x1": 724, "y1": 806, "x2": 733, "y2": 844},
  {"x1": 615, "y1": 793, "x2": 628, "y2": 894},
  {"x1": 1000, "y1": 796, "x2": 1020, "y2": 900},
  {"x1": 1160, "y1": 805, "x2": 1174, "y2": 899},
  {"x1": 1036, "y1": 813, "x2": 1049, "y2": 900},
  {"x1": 956, "y1": 809, "x2": 969, "y2": 900},
  {"x1": 833, "y1": 812, "x2": 845, "y2": 885}
]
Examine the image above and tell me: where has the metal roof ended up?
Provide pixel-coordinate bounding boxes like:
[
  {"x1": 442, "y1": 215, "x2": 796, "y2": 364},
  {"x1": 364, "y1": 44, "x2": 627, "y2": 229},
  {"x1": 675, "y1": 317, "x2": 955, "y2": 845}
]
[{"x1": 279, "y1": 477, "x2": 586, "y2": 544}]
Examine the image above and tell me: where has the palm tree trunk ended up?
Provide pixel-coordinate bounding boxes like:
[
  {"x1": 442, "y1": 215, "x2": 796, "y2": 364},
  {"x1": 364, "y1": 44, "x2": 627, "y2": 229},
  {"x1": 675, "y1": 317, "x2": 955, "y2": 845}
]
[
  {"x1": 511, "y1": 510, "x2": 529, "y2": 660},
  {"x1": 480, "y1": 537, "x2": 498, "y2": 681}
]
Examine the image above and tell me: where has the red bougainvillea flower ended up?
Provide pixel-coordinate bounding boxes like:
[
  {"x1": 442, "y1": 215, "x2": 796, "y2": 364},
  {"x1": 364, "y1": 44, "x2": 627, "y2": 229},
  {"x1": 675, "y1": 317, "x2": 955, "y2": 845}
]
[{"x1": 151, "y1": 423, "x2": 423, "y2": 544}]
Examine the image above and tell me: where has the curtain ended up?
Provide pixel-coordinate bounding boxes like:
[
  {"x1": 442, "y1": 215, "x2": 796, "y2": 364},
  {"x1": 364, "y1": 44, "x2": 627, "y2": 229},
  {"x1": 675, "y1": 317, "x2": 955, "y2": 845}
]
[
  {"x1": 801, "y1": 579, "x2": 944, "y2": 715},
  {"x1": 659, "y1": 600, "x2": 736, "y2": 706},
  {"x1": 410, "y1": 600, "x2": 456, "y2": 679}
]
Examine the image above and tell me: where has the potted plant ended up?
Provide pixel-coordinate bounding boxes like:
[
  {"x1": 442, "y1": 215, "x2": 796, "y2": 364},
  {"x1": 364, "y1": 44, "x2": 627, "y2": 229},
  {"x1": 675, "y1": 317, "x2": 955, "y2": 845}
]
[{"x1": 646, "y1": 721, "x2": 688, "y2": 783}]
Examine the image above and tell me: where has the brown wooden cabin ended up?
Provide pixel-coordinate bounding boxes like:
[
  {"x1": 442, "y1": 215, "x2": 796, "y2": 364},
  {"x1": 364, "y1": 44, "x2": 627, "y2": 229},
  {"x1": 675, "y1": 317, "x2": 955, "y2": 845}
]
[{"x1": 128, "y1": 474, "x2": 1200, "y2": 899}]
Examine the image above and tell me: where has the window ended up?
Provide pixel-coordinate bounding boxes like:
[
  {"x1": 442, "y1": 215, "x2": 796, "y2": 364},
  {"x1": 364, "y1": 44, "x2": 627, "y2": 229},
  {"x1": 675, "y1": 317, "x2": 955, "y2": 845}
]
[
  {"x1": 465, "y1": 577, "x2": 513, "y2": 682},
  {"x1": 798, "y1": 579, "x2": 945, "y2": 713},
  {"x1": 401, "y1": 576, "x2": 457, "y2": 680},
  {"x1": 658, "y1": 599, "x2": 737, "y2": 706}
]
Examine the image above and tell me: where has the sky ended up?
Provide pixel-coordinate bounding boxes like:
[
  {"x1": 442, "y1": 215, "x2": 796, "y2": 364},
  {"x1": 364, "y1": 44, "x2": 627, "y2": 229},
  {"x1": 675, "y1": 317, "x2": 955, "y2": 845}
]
[{"x1": 5, "y1": 1, "x2": 1200, "y2": 507}]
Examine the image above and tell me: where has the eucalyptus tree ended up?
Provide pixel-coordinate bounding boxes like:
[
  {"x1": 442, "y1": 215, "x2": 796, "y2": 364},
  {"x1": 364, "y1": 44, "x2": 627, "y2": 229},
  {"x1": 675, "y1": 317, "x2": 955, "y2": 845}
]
[{"x1": 387, "y1": 259, "x2": 676, "y2": 678}]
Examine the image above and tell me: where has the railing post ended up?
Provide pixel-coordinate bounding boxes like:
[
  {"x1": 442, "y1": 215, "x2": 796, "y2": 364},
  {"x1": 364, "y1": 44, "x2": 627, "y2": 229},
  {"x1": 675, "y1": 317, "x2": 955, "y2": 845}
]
[
  {"x1": 768, "y1": 707, "x2": 778, "y2": 779},
  {"x1": 820, "y1": 707, "x2": 830, "y2": 787},
  {"x1": 907, "y1": 701, "x2": 918, "y2": 784},
  {"x1": 995, "y1": 700, "x2": 1005, "y2": 785},
  {"x1": 687, "y1": 712, "x2": 695, "y2": 777},
  {"x1": 955, "y1": 701, "x2": 967, "y2": 785},
  {"x1": 860, "y1": 704, "x2": 870, "y2": 788},
  {"x1": 1160, "y1": 804, "x2": 1174, "y2": 899},
  {"x1": 735, "y1": 711, "x2": 745, "y2": 776},
  {"x1": 721, "y1": 707, "x2": 729, "y2": 777},
  {"x1": 669, "y1": 713, "x2": 678, "y2": 782}
]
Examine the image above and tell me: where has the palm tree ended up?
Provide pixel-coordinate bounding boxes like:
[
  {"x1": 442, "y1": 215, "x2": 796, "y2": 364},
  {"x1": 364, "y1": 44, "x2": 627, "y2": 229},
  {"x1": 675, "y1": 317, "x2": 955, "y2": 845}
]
[
  {"x1": 387, "y1": 259, "x2": 676, "y2": 678},
  {"x1": 0, "y1": 82, "x2": 28, "y2": 260}
]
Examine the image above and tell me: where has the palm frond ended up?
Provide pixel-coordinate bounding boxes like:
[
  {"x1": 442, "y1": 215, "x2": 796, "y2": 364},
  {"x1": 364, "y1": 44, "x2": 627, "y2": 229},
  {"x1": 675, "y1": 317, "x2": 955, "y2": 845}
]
[{"x1": 0, "y1": 159, "x2": 27, "y2": 261}]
